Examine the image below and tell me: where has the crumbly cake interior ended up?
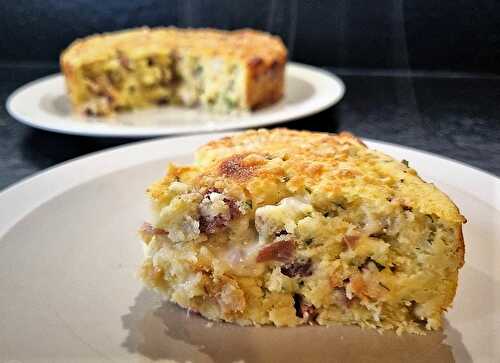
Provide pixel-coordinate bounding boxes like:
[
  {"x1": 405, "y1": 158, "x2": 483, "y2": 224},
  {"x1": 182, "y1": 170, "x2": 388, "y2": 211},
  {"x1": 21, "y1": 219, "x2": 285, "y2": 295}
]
[
  {"x1": 77, "y1": 50, "x2": 246, "y2": 115},
  {"x1": 139, "y1": 129, "x2": 465, "y2": 334}
]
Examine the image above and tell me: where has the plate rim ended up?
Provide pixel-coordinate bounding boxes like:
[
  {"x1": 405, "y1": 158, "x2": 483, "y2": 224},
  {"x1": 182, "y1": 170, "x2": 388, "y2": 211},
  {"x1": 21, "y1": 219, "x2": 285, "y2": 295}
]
[
  {"x1": 1, "y1": 131, "x2": 499, "y2": 239},
  {"x1": 5, "y1": 62, "x2": 345, "y2": 138}
]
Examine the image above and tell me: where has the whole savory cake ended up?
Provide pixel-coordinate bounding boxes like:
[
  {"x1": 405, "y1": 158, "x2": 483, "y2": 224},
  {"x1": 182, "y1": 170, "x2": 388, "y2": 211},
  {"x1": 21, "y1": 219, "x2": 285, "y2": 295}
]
[
  {"x1": 138, "y1": 129, "x2": 465, "y2": 334},
  {"x1": 60, "y1": 27, "x2": 287, "y2": 116}
]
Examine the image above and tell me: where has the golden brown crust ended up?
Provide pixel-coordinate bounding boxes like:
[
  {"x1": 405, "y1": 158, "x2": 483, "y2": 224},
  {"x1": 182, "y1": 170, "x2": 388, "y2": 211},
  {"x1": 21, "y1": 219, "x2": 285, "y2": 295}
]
[
  {"x1": 195, "y1": 129, "x2": 465, "y2": 224},
  {"x1": 61, "y1": 27, "x2": 287, "y2": 68},
  {"x1": 245, "y1": 60, "x2": 285, "y2": 109},
  {"x1": 218, "y1": 153, "x2": 259, "y2": 180}
]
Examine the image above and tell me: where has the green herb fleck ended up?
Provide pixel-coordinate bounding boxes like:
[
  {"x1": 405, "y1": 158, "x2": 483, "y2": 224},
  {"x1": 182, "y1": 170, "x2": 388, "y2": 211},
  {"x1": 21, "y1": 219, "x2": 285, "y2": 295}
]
[
  {"x1": 402, "y1": 159, "x2": 409, "y2": 167},
  {"x1": 379, "y1": 282, "x2": 390, "y2": 291},
  {"x1": 335, "y1": 203, "x2": 345, "y2": 210},
  {"x1": 427, "y1": 230, "x2": 435, "y2": 245},
  {"x1": 304, "y1": 238, "x2": 313, "y2": 246},
  {"x1": 193, "y1": 64, "x2": 203, "y2": 76},
  {"x1": 368, "y1": 258, "x2": 386, "y2": 271},
  {"x1": 281, "y1": 175, "x2": 290, "y2": 183},
  {"x1": 245, "y1": 200, "x2": 253, "y2": 209},
  {"x1": 305, "y1": 186, "x2": 312, "y2": 194},
  {"x1": 223, "y1": 95, "x2": 237, "y2": 109}
]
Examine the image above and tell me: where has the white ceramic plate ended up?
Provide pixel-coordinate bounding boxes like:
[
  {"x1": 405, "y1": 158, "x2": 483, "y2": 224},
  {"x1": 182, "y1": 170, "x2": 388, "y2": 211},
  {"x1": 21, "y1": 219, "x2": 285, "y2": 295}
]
[
  {"x1": 0, "y1": 133, "x2": 499, "y2": 363},
  {"x1": 6, "y1": 63, "x2": 344, "y2": 138}
]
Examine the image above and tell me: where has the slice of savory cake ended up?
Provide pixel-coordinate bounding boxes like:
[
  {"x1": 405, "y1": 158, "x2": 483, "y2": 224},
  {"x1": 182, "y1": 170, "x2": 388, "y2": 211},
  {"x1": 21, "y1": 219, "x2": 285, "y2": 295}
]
[
  {"x1": 138, "y1": 129, "x2": 465, "y2": 334},
  {"x1": 60, "y1": 27, "x2": 287, "y2": 116}
]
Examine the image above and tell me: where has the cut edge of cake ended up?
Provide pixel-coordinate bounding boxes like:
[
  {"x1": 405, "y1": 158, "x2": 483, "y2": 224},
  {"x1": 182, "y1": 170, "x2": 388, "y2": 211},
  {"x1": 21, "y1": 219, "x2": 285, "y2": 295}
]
[
  {"x1": 60, "y1": 27, "x2": 287, "y2": 116},
  {"x1": 138, "y1": 129, "x2": 465, "y2": 335}
]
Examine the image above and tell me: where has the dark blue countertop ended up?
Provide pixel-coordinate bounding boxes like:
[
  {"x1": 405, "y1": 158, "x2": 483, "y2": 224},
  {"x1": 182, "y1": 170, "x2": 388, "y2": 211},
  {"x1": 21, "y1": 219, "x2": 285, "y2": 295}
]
[{"x1": 1, "y1": 63, "x2": 499, "y2": 190}]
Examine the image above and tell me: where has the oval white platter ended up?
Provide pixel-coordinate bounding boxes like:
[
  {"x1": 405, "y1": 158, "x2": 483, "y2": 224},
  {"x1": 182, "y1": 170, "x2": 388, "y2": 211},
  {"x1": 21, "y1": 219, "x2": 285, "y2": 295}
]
[
  {"x1": 0, "y1": 133, "x2": 498, "y2": 362},
  {"x1": 6, "y1": 63, "x2": 345, "y2": 138}
]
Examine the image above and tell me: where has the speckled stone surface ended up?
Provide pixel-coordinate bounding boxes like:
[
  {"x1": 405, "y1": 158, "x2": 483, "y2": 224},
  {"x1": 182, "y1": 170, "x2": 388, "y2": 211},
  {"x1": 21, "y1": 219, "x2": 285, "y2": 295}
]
[{"x1": 1, "y1": 64, "x2": 499, "y2": 191}]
